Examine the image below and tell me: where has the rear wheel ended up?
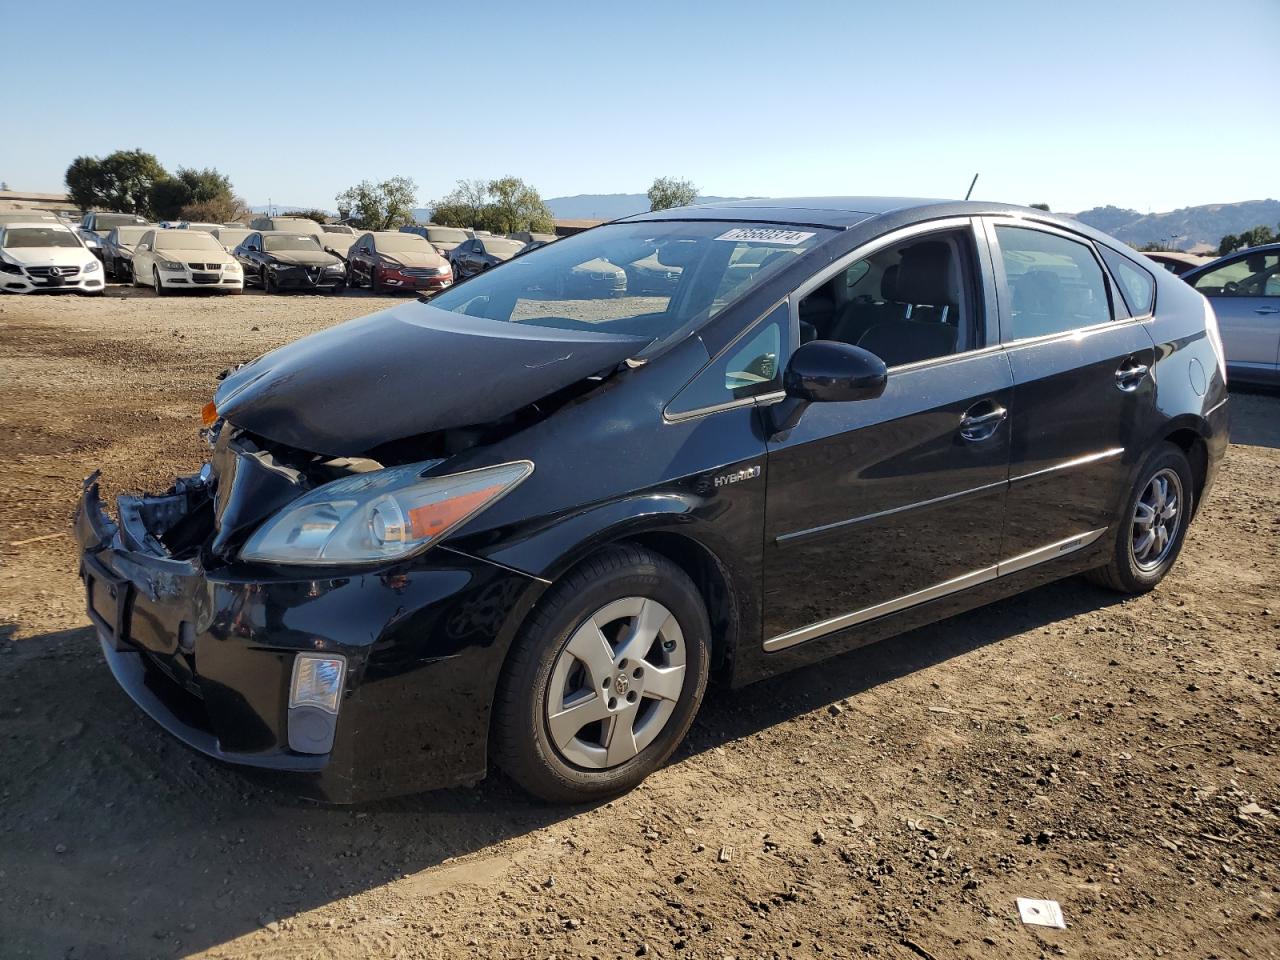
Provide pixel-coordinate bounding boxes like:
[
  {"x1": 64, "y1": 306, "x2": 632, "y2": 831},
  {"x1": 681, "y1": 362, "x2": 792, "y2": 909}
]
[
  {"x1": 1087, "y1": 442, "x2": 1194, "y2": 593},
  {"x1": 493, "y1": 545, "x2": 710, "y2": 804}
]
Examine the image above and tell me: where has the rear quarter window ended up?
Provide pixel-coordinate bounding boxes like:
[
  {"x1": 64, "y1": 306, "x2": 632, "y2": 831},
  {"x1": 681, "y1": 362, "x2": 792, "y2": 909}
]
[{"x1": 1099, "y1": 246, "x2": 1156, "y2": 317}]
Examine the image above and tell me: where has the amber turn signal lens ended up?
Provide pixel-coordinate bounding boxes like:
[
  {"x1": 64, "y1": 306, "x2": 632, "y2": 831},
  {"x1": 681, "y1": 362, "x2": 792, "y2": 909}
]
[
  {"x1": 407, "y1": 482, "x2": 506, "y2": 540},
  {"x1": 200, "y1": 401, "x2": 219, "y2": 427}
]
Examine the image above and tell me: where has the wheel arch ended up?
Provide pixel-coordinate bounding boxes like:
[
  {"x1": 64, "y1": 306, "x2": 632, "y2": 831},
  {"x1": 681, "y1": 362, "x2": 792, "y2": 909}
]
[{"x1": 1162, "y1": 424, "x2": 1209, "y2": 514}]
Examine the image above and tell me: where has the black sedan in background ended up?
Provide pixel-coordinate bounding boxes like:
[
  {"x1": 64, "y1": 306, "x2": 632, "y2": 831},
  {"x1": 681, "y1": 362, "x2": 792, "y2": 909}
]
[
  {"x1": 449, "y1": 235, "x2": 525, "y2": 279},
  {"x1": 76, "y1": 197, "x2": 1227, "y2": 805},
  {"x1": 233, "y1": 231, "x2": 348, "y2": 294}
]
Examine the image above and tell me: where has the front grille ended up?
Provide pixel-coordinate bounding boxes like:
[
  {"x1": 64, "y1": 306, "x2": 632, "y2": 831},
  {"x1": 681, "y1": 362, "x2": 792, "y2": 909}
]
[
  {"x1": 187, "y1": 262, "x2": 221, "y2": 270},
  {"x1": 192, "y1": 273, "x2": 221, "y2": 284},
  {"x1": 399, "y1": 267, "x2": 438, "y2": 278},
  {"x1": 27, "y1": 265, "x2": 80, "y2": 278}
]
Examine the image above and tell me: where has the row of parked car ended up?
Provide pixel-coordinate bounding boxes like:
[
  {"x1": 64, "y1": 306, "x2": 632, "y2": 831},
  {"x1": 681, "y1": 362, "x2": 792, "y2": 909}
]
[{"x1": 0, "y1": 206, "x2": 1275, "y2": 384}]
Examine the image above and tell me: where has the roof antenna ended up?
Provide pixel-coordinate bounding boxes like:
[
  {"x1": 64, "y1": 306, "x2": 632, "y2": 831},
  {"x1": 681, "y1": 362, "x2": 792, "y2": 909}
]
[{"x1": 963, "y1": 173, "x2": 979, "y2": 201}]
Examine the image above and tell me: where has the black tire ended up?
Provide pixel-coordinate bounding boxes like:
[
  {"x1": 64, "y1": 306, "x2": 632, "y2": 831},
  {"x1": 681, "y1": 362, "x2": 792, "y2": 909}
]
[
  {"x1": 330, "y1": 282, "x2": 347, "y2": 295},
  {"x1": 152, "y1": 268, "x2": 171, "y2": 297},
  {"x1": 264, "y1": 268, "x2": 279, "y2": 294},
  {"x1": 493, "y1": 544, "x2": 711, "y2": 804},
  {"x1": 1086, "y1": 442, "x2": 1194, "y2": 594},
  {"x1": 369, "y1": 268, "x2": 382, "y2": 294}
]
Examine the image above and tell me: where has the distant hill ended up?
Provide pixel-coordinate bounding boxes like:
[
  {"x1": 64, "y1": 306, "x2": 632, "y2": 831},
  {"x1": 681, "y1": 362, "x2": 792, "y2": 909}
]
[{"x1": 1072, "y1": 200, "x2": 1280, "y2": 252}]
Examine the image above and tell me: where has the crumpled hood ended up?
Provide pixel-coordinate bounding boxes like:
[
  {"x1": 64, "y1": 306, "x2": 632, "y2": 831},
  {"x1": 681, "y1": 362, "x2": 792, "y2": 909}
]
[
  {"x1": 213, "y1": 301, "x2": 650, "y2": 456},
  {"x1": 266, "y1": 249, "x2": 341, "y2": 267}
]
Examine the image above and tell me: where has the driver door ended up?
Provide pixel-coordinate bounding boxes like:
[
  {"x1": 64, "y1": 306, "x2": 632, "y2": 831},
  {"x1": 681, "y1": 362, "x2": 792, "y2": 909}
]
[{"x1": 761, "y1": 219, "x2": 1013, "y2": 653}]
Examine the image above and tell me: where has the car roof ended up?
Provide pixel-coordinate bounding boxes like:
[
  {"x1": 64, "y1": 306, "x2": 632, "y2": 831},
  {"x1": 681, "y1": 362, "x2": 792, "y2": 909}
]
[
  {"x1": 1182, "y1": 242, "x2": 1280, "y2": 280},
  {"x1": 622, "y1": 196, "x2": 1075, "y2": 229},
  {"x1": 1, "y1": 221, "x2": 75, "y2": 230}
]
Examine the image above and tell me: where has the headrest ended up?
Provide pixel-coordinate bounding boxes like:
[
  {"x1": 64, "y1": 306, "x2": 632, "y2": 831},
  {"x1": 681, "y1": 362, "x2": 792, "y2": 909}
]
[
  {"x1": 857, "y1": 320, "x2": 958, "y2": 367},
  {"x1": 895, "y1": 241, "x2": 957, "y2": 307},
  {"x1": 880, "y1": 263, "x2": 900, "y2": 301},
  {"x1": 1011, "y1": 269, "x2": 1062, "y2": 314}
]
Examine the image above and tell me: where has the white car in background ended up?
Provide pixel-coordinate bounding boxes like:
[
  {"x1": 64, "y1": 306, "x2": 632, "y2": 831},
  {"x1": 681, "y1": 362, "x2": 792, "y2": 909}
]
[
  {"x1": 131, "y1": 228, "x2": 243, "y2": 295},
  {"x1": 211, "y1": 226, "x2": 252, "y2": 253},
  {"x1": 0, "y1": 222, "x2": 105, "y2": 294}
]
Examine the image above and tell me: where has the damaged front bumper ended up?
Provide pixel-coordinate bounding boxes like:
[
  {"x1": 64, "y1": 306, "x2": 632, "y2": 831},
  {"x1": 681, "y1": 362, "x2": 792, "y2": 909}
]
[{"x1": 75, "y1": 472, "x2": 545, "y2": 803}]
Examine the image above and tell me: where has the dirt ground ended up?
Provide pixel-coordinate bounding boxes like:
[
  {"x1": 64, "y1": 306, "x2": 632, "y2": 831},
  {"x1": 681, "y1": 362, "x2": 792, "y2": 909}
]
[{"x1": 1, "y1": 287, "x2": 1277, "y2": 960}]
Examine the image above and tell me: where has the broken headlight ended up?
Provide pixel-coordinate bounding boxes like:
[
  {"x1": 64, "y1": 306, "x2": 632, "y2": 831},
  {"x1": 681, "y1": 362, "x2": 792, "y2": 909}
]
[{"x1": 239, "y1": 460, "x2": 533, "y2": 565}]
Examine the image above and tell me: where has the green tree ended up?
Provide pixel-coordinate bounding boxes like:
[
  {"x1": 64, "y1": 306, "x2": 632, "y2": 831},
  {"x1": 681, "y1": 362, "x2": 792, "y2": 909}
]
[
  {"x1": 1029, "y1": 202, "x2": 1051, "y2": 211},
  {"x1": 647, "y1": 176, "x2": 699, "y2": 212},
  {"x1": 335, "y1": 176, "x2": 418, "y2": 230},
  {"x1": 65, "y1": 149, "x2": 167, "y2": 214},
  {"x1": 428, "y1": 179, "x2": 488, "y2": 229},
  {"x1": 1218, "y1": 224, "x2": 1278, "y2": 256},
  {"x1": 484, "y1": 176, "x2": 555, "y2": 234},
  {"x1": 428, "y1": 177, "x2": 553, "y2": 233},
  {"x1": 278, "y1": 208, "x2": 333, "y2": 225},
  {"x1": 181, "y1": 195, "x2": 250, "y2": 224},
  {"x1": 148, "y1": 167, "x2": 236, "y2": 220}
]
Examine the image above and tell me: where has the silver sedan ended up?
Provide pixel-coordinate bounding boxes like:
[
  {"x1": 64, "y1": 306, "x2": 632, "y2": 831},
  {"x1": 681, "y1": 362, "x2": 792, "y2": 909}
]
[{"x1": 1183, "y1": 243, "x2": 1280, "y2": 386}]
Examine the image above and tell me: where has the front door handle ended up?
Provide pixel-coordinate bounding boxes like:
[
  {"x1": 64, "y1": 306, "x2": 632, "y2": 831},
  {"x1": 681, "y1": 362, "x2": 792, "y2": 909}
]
[
  {"x1": 1115, "y1": 358, "x2": 1149, "y2": 391},
  {"x1": 1255, "y1": 306, "x2": 1279, "y2": 315},
  {"x1": 959, "y1": 403, "x2": 1008, "y2": 441}
]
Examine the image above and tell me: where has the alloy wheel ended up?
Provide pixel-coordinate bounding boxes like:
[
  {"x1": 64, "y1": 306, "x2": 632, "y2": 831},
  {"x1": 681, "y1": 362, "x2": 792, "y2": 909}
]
[
  {"x1": 546, "y1": 597, "x2": 687, "y2": 770},
  {"x1": 1131, "y1": 467, "x2": 1182, "y2": 571}
]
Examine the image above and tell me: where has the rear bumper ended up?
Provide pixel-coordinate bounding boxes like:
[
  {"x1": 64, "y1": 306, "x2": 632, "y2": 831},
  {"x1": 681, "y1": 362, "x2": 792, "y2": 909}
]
[{"x1": 75, "y1": 473, "x2": 545, "y2": 802}]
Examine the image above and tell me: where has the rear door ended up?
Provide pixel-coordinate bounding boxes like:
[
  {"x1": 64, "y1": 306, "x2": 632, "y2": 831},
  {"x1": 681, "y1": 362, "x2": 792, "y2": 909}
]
[
  {"x1": 984, "y1": 219, "x2": 1158, "y2": 564},
  {"x1": 761, "y1": 218, "x2": 1013, "y2": 653},
  {"x1": 1187, "y1": 250, "x2": 1280, "y2": 380}
]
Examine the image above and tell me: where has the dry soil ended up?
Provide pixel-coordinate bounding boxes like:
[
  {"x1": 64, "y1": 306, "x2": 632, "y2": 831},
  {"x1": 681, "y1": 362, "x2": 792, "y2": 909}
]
[{"x1": 1, "y1": 287, "x2": 1278, "y2": 960}]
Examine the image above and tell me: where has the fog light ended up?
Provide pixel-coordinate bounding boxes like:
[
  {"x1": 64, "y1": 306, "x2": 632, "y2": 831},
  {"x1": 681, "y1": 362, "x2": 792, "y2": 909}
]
[
  {"x1": 288, "y1": 653, "x2": 346, "y2": 755},
  {"x1": 290, "y1": 653, "x2": 346, "y2": 713}
]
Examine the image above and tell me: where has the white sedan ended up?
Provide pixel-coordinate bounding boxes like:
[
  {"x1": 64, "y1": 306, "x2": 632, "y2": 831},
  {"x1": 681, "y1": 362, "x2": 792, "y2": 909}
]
[
  {"x1": 131, "y1": 229, "x2": 243, "y2": 295},
  {"x1": 0, "y1": 222, "x2": 105, "y2": 294}
]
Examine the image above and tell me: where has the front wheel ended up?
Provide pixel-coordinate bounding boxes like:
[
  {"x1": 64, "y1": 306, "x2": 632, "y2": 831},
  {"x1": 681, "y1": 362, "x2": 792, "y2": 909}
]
[
  {"x1": 152, "y1": 268, "x2": 171, "y2": 297},
  {"x1": 1087, "y1": 442, "x2": 1194, "y2": 593},
  {"x1": 493, "y1": 544, "x2": 711, "y2": 804}
]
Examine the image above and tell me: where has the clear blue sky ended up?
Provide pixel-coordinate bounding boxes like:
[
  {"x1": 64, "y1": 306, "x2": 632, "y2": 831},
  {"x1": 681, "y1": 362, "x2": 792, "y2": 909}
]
[{"x1": 3, "y1": 0, "x2": 1276, "y2": 214}]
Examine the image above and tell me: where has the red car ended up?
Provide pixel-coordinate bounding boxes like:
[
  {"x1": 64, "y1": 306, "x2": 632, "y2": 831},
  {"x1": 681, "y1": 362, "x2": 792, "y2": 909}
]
[{"x1": 347, "y1": 231, "x2": 455, "y2": 295}]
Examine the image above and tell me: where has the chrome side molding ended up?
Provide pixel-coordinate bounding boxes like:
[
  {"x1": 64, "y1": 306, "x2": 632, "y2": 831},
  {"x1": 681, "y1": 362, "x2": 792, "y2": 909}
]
[{"x1": 763, "y1": 528, "x2": 1107, "y2": 652}]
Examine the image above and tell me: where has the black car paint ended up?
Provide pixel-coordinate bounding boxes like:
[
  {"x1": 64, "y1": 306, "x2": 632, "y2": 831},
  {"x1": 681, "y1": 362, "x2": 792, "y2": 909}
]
[
  {"x1": 76, "y1": 198, "x2": 1228, "y2": 802},
  {"x1": 233, "y1": 233, "x2": 347, "y2": 292},
  {"x1": 213, "y1": 307, "x2": 651, "y2": 456}
]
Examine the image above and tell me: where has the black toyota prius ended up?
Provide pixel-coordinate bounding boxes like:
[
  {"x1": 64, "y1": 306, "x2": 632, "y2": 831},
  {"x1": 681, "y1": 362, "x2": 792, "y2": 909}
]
[{"x1": 76, "y1": 198, "x2": 1229, "y2": 804}]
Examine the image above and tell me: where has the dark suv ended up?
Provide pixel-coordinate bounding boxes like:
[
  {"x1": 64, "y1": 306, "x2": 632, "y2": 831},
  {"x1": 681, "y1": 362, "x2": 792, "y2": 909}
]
[{"x1": 76, "y1": 198, "x2": 1228, "y2": 804}]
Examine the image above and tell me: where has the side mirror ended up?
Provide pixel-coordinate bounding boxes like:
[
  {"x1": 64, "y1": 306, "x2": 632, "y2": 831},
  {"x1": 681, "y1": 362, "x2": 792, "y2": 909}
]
[
  {"x1": 770, "y1": 340, "x2": 887, "y2": 433},
  {"x1": 137, "y1": 243, "x2": 150, "y2": 251},
  {"x1": 784, "y1": 339, "x2": 888, "y2": 403}
]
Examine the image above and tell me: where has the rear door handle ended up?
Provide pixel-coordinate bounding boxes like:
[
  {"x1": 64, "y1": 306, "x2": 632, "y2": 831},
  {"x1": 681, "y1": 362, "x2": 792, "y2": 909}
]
[
  {"x1": 1115, "y1": 358, "x2": 1149, "y2": 391},
  {"x1": 959, "y1": 403, "x2": 1007, "y2": 441}
]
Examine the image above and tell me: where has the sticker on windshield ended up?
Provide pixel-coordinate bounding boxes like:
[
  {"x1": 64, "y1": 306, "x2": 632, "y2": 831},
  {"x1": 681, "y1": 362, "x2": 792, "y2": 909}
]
[{"x1": 714, "y1": 228, "x2": 815, "y2": 245}]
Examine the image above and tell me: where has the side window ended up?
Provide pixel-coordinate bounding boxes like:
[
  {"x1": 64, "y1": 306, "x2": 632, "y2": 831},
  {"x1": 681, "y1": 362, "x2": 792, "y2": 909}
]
[
  {"x1": 1191, "y1": 253, "x2": 1280, "y2": 298},
  {"x1": 796, "y1": 227, "x2": 979, "y2": 367},
  {"x1": 667, "y1": 303, "x2": 787, "y2": 417},
  {"x1": 1099, "y1": 246, "x2": 1156, "y2": 317},
  {"x1": 995, "y1": 225, "x2": 1111, "y2": 339}
]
